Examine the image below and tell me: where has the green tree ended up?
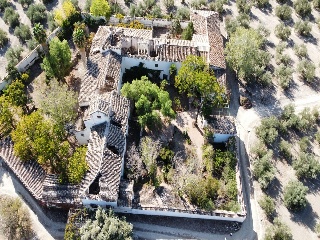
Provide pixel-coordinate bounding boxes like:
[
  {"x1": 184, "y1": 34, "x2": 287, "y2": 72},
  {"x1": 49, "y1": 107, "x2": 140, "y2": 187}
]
[
  {"x1": 18, "y1": 0, "x2": 33, "y2": 8},
  {"x1": 5, "y1": 46, "x2": 23, "y2": 66},
  {"x1": 294, "y1": 20, "x2": 312, "y2": 37},
  {"x1": 294, "y1": 0, "x2": 311, "y2": 17},
  {"x1": 279, "y1": 139, "x2": 291, "y2": 159},
  {"x1": 0, "y1": 29, "x2": 8, "y2": 48},
  {"x1": 121, "y1": 76, "x2": 175, "y2": 128},
  {"x1": 275, "y1": 23, "x2": 291, "y2": 41},
  {"x1": 293, "y1": 153, "x2": 320, "y2": 179},
  {"x1": 259, "y1": 195, "x2": 275, "y2": 218},
  {"x1": 80, "y1": 208, "x2": 133, "y2": 240},
  {"x1": 0, "y1": 0, "x2": 9, "y2": 12},
  {"x1": 297, "y1": 59, "x2": 315, "y2": 82},
  {"x1": 90, "y1": 0, "x2": 111, "y2": 19},
  {"x1": 41, "y1": 37, "x2": 71, "y2": 80},
  {"x1": 265, "y1": 218, "x2": 292, "y2": 240},
  {"x1": 294, "y1": 44, "x2": 308, "y2": 58},
  {"x1": 3, "y1": 7, "x2": 20, "y2": 28},
  {"x1": 275, "y1": 63, "x2": 293, "y2": 90},
  {"x1": 14, "y1": 24, "x2": 32, "y2": 43},
  {"x1": 314, "y1": 0, "x2": 320, "y2": 10},
  {"x1": 226, "y1": 27, "x2": 270, "y2": 82},
  {"x1": 253, "y1": 151, "x2": 275, "y2": 189},
  {"x1": 65, "y1": 146, "x2": 88, "y2": 184},
  {"x1": 33, "y1": 23, "x2": 47, "y2": 50},
  {"x1": 0, "y1": 96, "x2": 20, "y2": 137},
  {"x1": 0, "y1": 196, "x2": 33, "y2": 240},
  {"x1": 236, "y1": 0, "x2": 251, "y2": 13},
  {"x1": 38, "y1": 79, "x2": 78, "y2": 127},
  {"x1": 284, "y1": 180, "x2": 308, "y2": 211},
  {"x1": 256, "y1": 116, "x2": 279, "y2": 144},
  {"x1": 54, "y1": 0, "x2": 78, "y2": 26},
  {"x1": 3, "y1": 80, "x2": 27, "y2": 107},
  {"x1": 26, "y1": 4, "x2": 47, "y2": 25},
  {"x1": 73, "y1": 27, "x2": 87, "y2": 66},
  {"x1": 275, "y1": 4, "x2": 292, "y2": 21},
  {"x1": 182, "y1": 22, "x2": 194, "y2": 40},
  {"x1": 171, "y1": 19, "x2": 182, "y2": 36}
]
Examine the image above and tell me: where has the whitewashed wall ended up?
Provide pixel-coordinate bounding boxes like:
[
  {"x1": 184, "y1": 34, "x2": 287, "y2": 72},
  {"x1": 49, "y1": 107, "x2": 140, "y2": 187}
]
[
  {"x1": 213, "y1": 133, "x2": 234, "y2": 143},
  {"x1": 82, "y1": 199, "x2": 117, "y2": 208}
]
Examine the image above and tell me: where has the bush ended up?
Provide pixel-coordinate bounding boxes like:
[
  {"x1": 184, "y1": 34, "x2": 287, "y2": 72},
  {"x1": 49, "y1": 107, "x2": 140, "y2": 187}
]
[
  {"x1": 259, "y1": 195, "x2": 275, "y2": 218},
  {"x1": 5, "y1": 46, "x2": 23, "y2": 66},
  {"x1": 259, "y1": 71, "x2": 272, "y2": 86},
  {"x1": 297, "y1": 60, "x2": 316, "y2": 82},
  {"x1": 299, "y1": 136, "x2": 310, "y2": 152},
  {"x1": 0, "y1": 29, "x2": 9, "y2": 48},
  {"x1": 279, "y1": 140, "x2": 291, "y2": 159},
  {"x1": 3, "y1": 7, "x2": 20, "y2": 28},
  {"x1": 14, "y1": 24, "x2": 32, "y2": 43},
  {"x1": 294, "y1": 20, "x2": 312, "y2": 37},
  {"x1": 294, "y1": 153, "x2": 320, "y2": 179},
  {"x1": 294, "y1": 0, "x2": 311, "y2": 17},
  {"x1": 253, "y1": 151, "x2": 275, "y2": 189},
  {"x1": 314, "y1": 0, "x2": 320, "y2": 10},
  {"x1": 316, "y1": 222, "x2": 320, "y2": 237},
  {"x1": 190, "y1": 0, "x2": 206, "y2": 10},
  {"x1": 176, "y1": 6, "x2": 190, "y2": 20},
  {"x1": 27, "y1": 4, "x2": 47, "y2": 25},
  {"x1": 251, "y1": 141, "x2": 268, "y2": 158},
  {"x1": 47, "y1": 13, "x2": 59, "y2": 32},
  {"x1": 209, "y1": 0, "x2": 227, "y2": 15},
  {"x1": 276, "y1": 53, "x2": 290, "y2": 65},
  {"x1": 275, "y1": 4, "x2": 292, "y2": 21},
  {"x1": 255, "y1": 0, "x2": 269, "y2": 8},
  {"x1": 298, "y1": 107, "x2": 317, "y2": 131},
  {"x1": 265, "y1": 218, "x2": 293, "y2": 240},
  {"x1": 294, "y1": 44, "x2": 308, "y2": 58},
  {"x1": 275, "y1": 23, "x2": 291, "y2": 40},
  {"x1": 18, "y1": 0, "x2": 33, "y2": 8},
  {"x1": 236, "y1": 0, "x2": 251, "y2": 14},
  {"x1": 182, "y1": 22, "x2": 194, "y2": 40},
  {"x1": 163, "y1": 0, "x2": 174, "y2": 12},
  {"x1": 275, "y1": 64, "x2": 293, "y2": 90},
  {"x1": 0, "y1": 0, "x2": 9, "y2": 12},
  {"x1": 256, "y1": 116, "x2": 279, "y2": 144},
  {"x1": 26, "y1": 38, "x2": 38, "y2": 50},
  {"x1": 315, "y1": 130, "x2": 320, "y2": 143},
  {"x1": 276, "y1": 0, "x2": 287, "y2": 3},
  {"x1": 284, "y1": 180, "x2": 308, "y2": 211}
]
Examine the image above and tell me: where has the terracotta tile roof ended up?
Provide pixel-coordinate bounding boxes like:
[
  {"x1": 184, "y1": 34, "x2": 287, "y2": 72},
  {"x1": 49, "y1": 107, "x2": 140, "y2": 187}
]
[
  {"x1": 109, "y1": 91, "x2": 130, "y2": 130},
  {"x1": 107, "y1": 124, "x2": 126, "y2": 154},
  {"x1": 88, "y1": 95, "x2": 111, "y2": 115},
  {"x1": 79, "y1": 50, "x2": 122, "y2": 104}
]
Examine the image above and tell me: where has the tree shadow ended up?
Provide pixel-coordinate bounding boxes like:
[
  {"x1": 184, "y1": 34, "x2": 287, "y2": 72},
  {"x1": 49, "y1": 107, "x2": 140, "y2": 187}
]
[
  {"x1": 44, "y1": 0, "x2": 60, "y2": 12},
  {"x1": 303, "y1": 34, "x2": 318, "y2": 45},
  {"x1": 264, "y1": 177, "x2": 283, "y2": 201},
  {"x1": 305, "y1": 77, "x2": 320, "y2": 92},
  {"x1": 290, "y1": 201, "x2": 318, "y2": 231},
  {"x1": 257, "y1": 3, "x2": 273, "y2": 15},
  {"x1": 303, "y1": 178, "x2": 320, "y2": 194},
  {"x1": 283, "y1": 79, "x2": 298, "y2": 99},
  {"x1": 0, "y1": 42, "x2": 11, "y2": 57}
]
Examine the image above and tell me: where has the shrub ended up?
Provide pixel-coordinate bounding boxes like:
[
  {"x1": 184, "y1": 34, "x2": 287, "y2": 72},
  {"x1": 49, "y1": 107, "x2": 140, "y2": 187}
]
[
  {"x1": 279, "y1": 140, "x2": 291, "y2": 159},
  {"x1": 14, "y1": 24, "x2": 32, "y2": 43},
  {"x1": 209, "y1": 0, "x2": 227, "y2": 15},
  {"x1": 275, "y1": 64, "x2": 293, "y2": 90},
  {"x1": 176, "y1": 6, "x2": 190, "y2": 20},
  {"x1": 315, "y1": 130, "x2": 320, "y2": 143},
  {"x1": 259, "y1": 71, "x2": 272, "y2": 86},
  {"x1": 316, "y1": 222, "x2": 320, "y2": 237},
  {"x1": 236, "y1": 0, "x2": 251, "y2": 14},
  {"x1": 294, "y1": 44, "x2": 308, "y2": 58},
  {"x1": 253, "y1": 151, "x2": 275, "y2": 189},
  {"x1": 3, "y1": 7, "x2": 20, "y2": 28},
  {"x1": 256, "y1": 116, "x2": 279, "y2": 144},
  {"x1": 284, "y1": 180, "x2": 308, "y2": 211},
  {"x1": 0, "y1": 29, "x2": 9, "y2": 48},
  {"x1": 182, "y1": 22, "x2": 194, "y2": 40},
  {"x1": 26, "y1": 38, "x2": 38, "y2": 50},
  {"x1": 5, "y1": 46, "x2": 23, "y2": 66},
  {"x1": 275, "y1": 4, "x2": 292, "y2": 21},
  {"x1": 265, "y1": 218, "x2": 293, "y2": 240},
  {"x1": 27, "y1": 4, "x2": 47, "y2": 25},
  {"x1": 0, "y1": 0, "x2": 9, "y2": 12},
  {"x1": 275, "y1": 23, "x2": 291, "y2": 40},
  {"x1": 3, "y1": 79, "x2": 27, "y2": 106},
  {"x1": 297, "y1": 60, "x2": 316, "y2": 82},
  {"x1": 276, "y1": 0, "x2": 287, "y2": 3},
  {"x1": 18, "y1": 0, "x2": 33, "y2": 8},
  {"x1": 259, "y1": 195, "x2": 275, "y2": 218},
  {"x1": 314, "y1": 0, "x2": 320, "y2": 10},
  {"x1": 294, "y1": 20, "x2": 312, "y2": 37},
  {"x1": 190, "y1": 0, "x2": 206, "y2": 10},
  {"x1": 255, "y1": 0, "x2": 269, "y2": 8},
  {"x1": 294, "y1": 0, "x2": 311, "y2": 17},
  {"x1": 276, "y1": 53, "x2": 291, "y2": 65},
  {"x1": 163, "y1": 0, "x2": 174, "y2": 12},
  {"x1": 251, "y1": 141, "x2": 268, "y2": 159},
  {"x1": 299, "y1": 136, "x2": 310, "y2": 152},
  {"x1": 47, "y1": 13, "x2": 59, "y2": 32},
  {"x1": 298, "y1": 107, "x2": 317, "y2": 131},
  {"x1": 293, "y1": 153, "x2": 320, "y2": 179}
]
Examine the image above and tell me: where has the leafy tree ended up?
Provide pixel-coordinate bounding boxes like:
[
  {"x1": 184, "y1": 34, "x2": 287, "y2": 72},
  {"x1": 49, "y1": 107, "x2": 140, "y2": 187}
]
[
  {"x1": 41, "y1": 37, "x2": 71, "y2": 80},
  {"x1": 275, "y1": 23, "x2": 291, "y2": 41},
  {"x1": 90, "y1": 0, "x2": 111, "y2": 19},
  {"x1": 256, "y1": 116, "x2": 279, "y2": 144},
  {"x1": 265, "y1": 218, "x2": 292, "y2": 240},
  {"x1": 163, "y1": 0, "x2": 174, "y2": 12},
  {"x1": 26, "y1": 4, "x2": 47, "y2": 25},
  {"x1": 253, "y1": 151, "x2": 275, "y2": 189},
  {"x1": 0, "y1": 0, "x2": 9, "y2": 12},
  {"x1": 276, "y1": 0, "x2": 287, "y2": 3},
  {"x1": 294, "y1": 20, "x2": 312, "y2": 37},
  {"x1": 175, "y1": 55, "x2": 225, "y2": 118},
  {"x1": 275, "y1": 4, "x2": 292, "y2": 21},
  {"x1": 0, "y1": 29, "x2": 8, "y2": 48},
  {"x1": 297, "y1": 59, "x2": 315, "y2": 82},
  {"x1": 182, "y1": 22, "x2": 194, "y2": 40},
  {"x1": 209, "y1": 0, "x2": 227, "y2": 15},
  {"x1": 26, "y1": 38, "x2": 38, "y2": 50},
  {"x1": 236, "y1": 0, "x2": 251, "y2": 13},
  {"x1": 315, "y1": 130, "x2": 320, "y2": 144},
  {"x1": 294, "y1": 0, "x2": 311, "y2": 17},
  {"x1": 314, "y1": 0, "x2": 320, "y2": 10},
  {"x1": 73, "y1": 26, "x2": 87, "y2": 66},
  {"x1": 38, "y1": 79, "x2": 78, "y2": 126},
  {"x1": 294, "y1": 44, "x2": 308, "y2": 58},
  {"x1": 47, "y1": 13, "x2": 59, "y2": 31},
  {"x1": 3, "y1": 7, "x2": 20, "y2": 28},
  {"x1": 54, "y1": 0, "x2": 78, "y2": 26},
  {"x1": 5, "y1": 46, "x2": 23, "y2": 66},
  {"x1": 3, "y1": 80, "x2": 27, "y2": 107},
  {"x1": 171, "y1": 19, "x2": 182, "y2": 36},
  {"x1": 293, "y1": 153, "x2": 320, "y2": 179},
  {"x1": 65, "y1": 146, "x2": 88, "y2": 184},
  {"x1": 80, "y1": 208, "x2": 133, "y2": 240},
  {"x1": 255, "y1": 0, "x2": 269, "y2": 8},
  {"x1": 284, "y1": 180, "x2": 308, "y2": 211},
  {"x1": 85, "y1": 0, "x2": 91, "y2": 12},
  {"x1": 33, "y1": 23, "x2": 47, "y2": 51},
  {"x1": 0, "y1": 96, "x2": 19, "y2": 137},
  {"x1": 18, "y1": 0, "x2": 33, "y2": 8},
  {"x1": 226, "y1": 27, "x2": 270, "y2": 82},
  {"x1": 0, "y1": 196, "x2": 33, "y2": 240},
  {"x1": 279, "y1": 140, "x2": 291, "y2": 159},
  {"x1": 14, "y1": 24, "x2": 32, "y2": 43},
  {"x1": 121, "y1": 76, "x2": 175, "y2": 128},
  {"x1": 275, "y1": 64, "x2": 293, "y2": 90},
  {"x1": 176, "y1": 6, "x2": 190, "y2": 20},
  {"x1": 259, "y1": 195, "x2": 275, "y2": 218}
]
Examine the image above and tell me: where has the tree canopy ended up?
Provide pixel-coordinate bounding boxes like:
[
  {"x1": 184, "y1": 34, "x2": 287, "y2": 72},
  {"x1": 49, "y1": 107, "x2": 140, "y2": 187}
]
[
  {"x1": 3, "y1": 80, "x2": 27, "y2": 107},
  {"x1": 0, "y1": 96, "x2": 21, "y2": 138},
  {"x1": 90, "y1": 0, "x2": 111, "y2": 19},
  {"x1": 41, "y1": 37, "x2": 71, "y2": 80},
  {"x1": 121, "y1": 76, "x2": 175, "y2": 128},
  {"x1": 225, "y1": 27, "x2": 270, "y2": 82},
  {"x1": 265, "y1": 218, "x2": 293, "y2": 240},
  {"x1": 80, "y1": 208, "x2": 133, "y2": 240},
  {"x1": 33, "y1": 23, "x2": 46, "y2": 45},
  {"x1": 284, "y1": 180, "x2": 308, "y2": 211},
  {"x1": 54, "y1": 0, "x2": 78, "y2": 26}
]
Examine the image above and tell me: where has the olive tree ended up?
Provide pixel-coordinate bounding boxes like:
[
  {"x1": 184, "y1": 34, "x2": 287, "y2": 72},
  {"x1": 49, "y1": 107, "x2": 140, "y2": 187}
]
[{"x1": 284, "y1": 180, "x2": 308, "y2": 211}]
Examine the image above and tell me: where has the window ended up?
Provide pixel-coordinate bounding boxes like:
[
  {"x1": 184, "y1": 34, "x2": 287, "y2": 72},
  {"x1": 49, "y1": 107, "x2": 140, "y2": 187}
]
[
  {"x1": 97, "y1": 116, "x2": 101, "y2": 118},
  {"x1": 155, "y1": 64, "x2": 158, "y2": 67}
]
